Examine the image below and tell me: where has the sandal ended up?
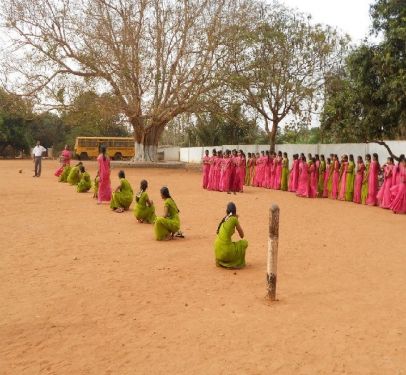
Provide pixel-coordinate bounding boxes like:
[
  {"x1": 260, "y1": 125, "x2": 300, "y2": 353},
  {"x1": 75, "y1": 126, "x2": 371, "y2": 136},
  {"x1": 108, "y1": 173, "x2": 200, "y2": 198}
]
[{"x1": 174, "y1": 231, "x2": 185, "y2": 238}]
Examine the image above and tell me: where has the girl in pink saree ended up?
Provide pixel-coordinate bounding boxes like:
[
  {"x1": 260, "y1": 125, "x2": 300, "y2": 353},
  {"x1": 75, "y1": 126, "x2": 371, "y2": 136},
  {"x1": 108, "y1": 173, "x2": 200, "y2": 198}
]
[
  {"x1": 288, "y1": 154, "x2": 299, "y2": 192},
  {"x1": 376, "y1": 157, "x2": 394, "y2": 208},
  {"x1": 54, "y1": 145, "x2": 72, "y2": 177},
  {"x1": 338, "y1": 155, "x2": 348, "y2": 200},
  {"x1": 366, "y1": 153, "x2": 380, "y2": 206},
  {"x1": 273, "y1": 152, "x2": 283, "y2": 190},
  {"x1": 389, "y1": 156, "x2": 406, "y2": 214},
  {"x1": 296, "y1": 156, "x2": 309, "y2": 197},
  {"x1": 353, "y1": 156, "x2": 365, "y2": 204},
  {"x1": 97, "y1": 145, "x2": 112, "y2": 203},
  {"x1": 331, "y1": 155, "x2": 340, "y2": 199},
  {"x1": 202, "y1": 149, "x2": 211, "y2": 189}
]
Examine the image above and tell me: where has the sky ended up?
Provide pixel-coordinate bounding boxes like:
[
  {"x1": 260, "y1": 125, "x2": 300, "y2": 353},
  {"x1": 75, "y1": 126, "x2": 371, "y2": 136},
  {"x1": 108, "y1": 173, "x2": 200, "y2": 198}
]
[{"x1": 280, "y1": 0, "x2": 374, "y2": 42}]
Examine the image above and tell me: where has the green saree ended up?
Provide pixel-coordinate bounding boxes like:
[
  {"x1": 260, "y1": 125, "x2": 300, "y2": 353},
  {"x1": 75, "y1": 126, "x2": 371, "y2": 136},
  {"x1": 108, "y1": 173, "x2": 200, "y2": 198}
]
[
  {"x1": 67, "y1": 166, "x2": 81, "y2": 185},
  {"x1": 59, "y1": 165, "x2": 71, "y2": 183},
  {"x1": 77, "y1": 172, "x2": 92, "y2": 192},
  {"x1": 281, "y1": 158, "x2": 289, "y2": 191},
  {"x1": 361, "y1": 162, "x2": 370, "y2": 205},
  {"x1": 154, "y1": 198, "x2": 180, "y2": 240},
  {"x1": 345, "y1": 161, "x2": 355, "y2": 201},
  {"x1": 214, "y1": 216, "x2": 248, "y2": 269},
  {"x1": 318, "y1": 160, "x2": 326, "y2": 196},
  {"x1": 110, "y1": 178, "x2": 134, "y2": 210},
  {"x1": 134, "y1": 191, "x2": 156, "y2": 223}
]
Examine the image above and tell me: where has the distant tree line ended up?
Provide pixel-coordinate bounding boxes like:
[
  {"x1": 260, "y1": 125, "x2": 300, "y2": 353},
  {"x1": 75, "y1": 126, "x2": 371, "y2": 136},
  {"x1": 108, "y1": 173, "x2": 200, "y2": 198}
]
[{"x1": 0, "y1": 0, "x2": 404, "y2": 158}]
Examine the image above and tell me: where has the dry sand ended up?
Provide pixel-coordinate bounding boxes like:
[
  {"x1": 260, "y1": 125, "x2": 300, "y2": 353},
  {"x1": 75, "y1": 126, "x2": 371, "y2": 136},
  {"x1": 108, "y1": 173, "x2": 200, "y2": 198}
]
[{"x1": 0, "y1": 159, "x2": 405, "y2": 375}]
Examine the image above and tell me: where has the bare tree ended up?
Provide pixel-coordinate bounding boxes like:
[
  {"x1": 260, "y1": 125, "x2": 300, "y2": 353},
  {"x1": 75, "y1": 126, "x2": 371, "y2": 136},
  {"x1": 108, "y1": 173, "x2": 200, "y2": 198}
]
[
  {"x1": 1, "y1": 0, "x2": 251, "y2": 160},
  {"x1": 227, "y1": 2, "x2": 348, "y2": 151}
]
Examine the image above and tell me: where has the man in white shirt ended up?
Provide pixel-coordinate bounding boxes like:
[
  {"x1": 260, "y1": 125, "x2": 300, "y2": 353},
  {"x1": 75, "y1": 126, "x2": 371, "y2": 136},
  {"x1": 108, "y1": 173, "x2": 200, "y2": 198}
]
[{"x1": 32, "y1": 140, "x2": 47, "y2": 177}]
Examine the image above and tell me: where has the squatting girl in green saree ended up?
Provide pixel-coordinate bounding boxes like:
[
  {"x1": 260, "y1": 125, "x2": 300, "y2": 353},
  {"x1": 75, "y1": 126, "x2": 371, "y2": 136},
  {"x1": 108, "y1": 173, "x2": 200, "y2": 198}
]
[
  {"x1": 77, "y1": 166, "x2": 92, "y2": 192},
  {"x1": 134, "y1": 180, "x2": 156, "y2": 223},
  {"x1": 67, "y1": 162, "x2": 83, "y2": 185},
  {"x1": 110, "y1": 170, "x2": 134, "y2": 213},
  {"x1": 154, "y1": 187, "x2": 183, "y2": 240},
  {"x1": 214, "y1": 202, "x2": 248, "y2": 269}
]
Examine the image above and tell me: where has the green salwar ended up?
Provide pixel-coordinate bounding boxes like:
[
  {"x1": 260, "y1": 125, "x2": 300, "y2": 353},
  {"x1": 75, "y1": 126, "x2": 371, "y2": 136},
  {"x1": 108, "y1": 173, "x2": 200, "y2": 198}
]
[
  {"x1": 281, "y1": 158, "x2": 289, "y2": 191},
  {"x1": 361, "y1": 162, "x2": 370, "y2": 204},
  {"x1": 67, "y1": 166, "x2": 81, "y2": 185},
  {"x1": 134, "y1": 191, "x2": 156, "y2": 223},
  {"x1": 93, "y1": 176, "x2": 99, "y2": 198},
  {"x1": 214, "y1": 216, "x2": 248, "y2": 269},
  {"x1": 318, "y1": 161, "x2": 326, "y2": 196},
  {"x1": 77, "y1": 172, "x2": 92, "y2": 192},
  {"x1": 345, "y1": 161, "x2": 355, "y2": 201},
  {"x1": 110, "y1": 178, "x2": 134, "y2": 210},
  {"x1": 245, "y1": 163, "x2": 251, "y2": 186},
  {"x1": 154, "y1": 198, "x2": 180, "y2": 240},
  {"x1": 59, "y1": 165, "x2": 71, "y2": 183}
]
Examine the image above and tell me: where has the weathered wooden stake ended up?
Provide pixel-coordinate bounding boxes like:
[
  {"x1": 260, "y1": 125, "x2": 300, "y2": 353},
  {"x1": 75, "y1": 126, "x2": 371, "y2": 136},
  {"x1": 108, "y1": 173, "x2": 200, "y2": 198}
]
[{"x1": 267, "y1": 204, "x2": 279, "y2": 301}]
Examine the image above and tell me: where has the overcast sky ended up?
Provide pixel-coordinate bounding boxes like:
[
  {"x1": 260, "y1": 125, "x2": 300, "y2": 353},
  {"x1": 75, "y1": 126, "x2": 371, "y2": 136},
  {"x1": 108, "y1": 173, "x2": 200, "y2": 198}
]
[{"x1": 281, "y1": 0, "x2": 374, "y2": 42}]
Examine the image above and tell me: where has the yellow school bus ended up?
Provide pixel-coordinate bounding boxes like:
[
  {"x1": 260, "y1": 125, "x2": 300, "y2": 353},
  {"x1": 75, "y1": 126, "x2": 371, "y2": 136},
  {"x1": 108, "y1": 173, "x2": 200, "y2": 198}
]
[{"x1": 74, "y1": 137, "x2": 135, "y2": 160}]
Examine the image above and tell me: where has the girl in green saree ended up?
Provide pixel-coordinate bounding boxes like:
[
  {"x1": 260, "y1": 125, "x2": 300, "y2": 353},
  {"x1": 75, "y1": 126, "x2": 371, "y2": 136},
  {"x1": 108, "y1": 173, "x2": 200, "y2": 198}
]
[
  {"x1": 67, "y1": 162, "x2": 83, "y2": 185},
  {"x1": 281, "y1": 152, "x2": 289, "y2": 191},
  {"x1": 318, "y1": 155, "x2": 326, "y2": 197},
  {"x1": 345, "y1": 154, "x2": 355, "y2": 201},
  {"x1": 110, "y1": 170, "x2": 134, "y2": 213},
  {"x1": 214, "y1": 202, "x2": 248, "y2": 269},
  {"x1": 134, "y1": 180, "x2": 156, "y2": 223},
  {"x1": 58, "y1": 165, "x2": 71, "y2": 183},
  {"x1": 154, "y1": 187, "x2": 183, "y2": 240},
  {"x1": 77, "y1": 166, "x2": 92, "y2": 192},
  {"x1": 361, "y1": 154, "x2": 371, "y2": 204},
  {"x1": 93, "y1": 171, "x2": 99, "y2": 199}
]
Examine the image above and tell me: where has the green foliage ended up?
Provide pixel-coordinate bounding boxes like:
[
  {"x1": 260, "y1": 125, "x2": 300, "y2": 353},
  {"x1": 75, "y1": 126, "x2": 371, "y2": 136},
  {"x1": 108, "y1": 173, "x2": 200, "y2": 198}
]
[
  {"x1": 61, "y1": 91, "x2": 130, "y2": 147},
  {"x1": 320, "y1": 0, "x2": 406, "y2": 142},
  {"x1": 277, "y1": 126, "x2": 321, "y2": 144}
]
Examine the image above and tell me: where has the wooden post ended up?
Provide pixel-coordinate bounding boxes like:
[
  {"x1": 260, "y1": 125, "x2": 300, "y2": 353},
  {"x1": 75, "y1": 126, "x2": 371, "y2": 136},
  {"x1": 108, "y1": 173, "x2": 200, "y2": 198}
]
[{"x1": 267, "y1": 204, "x2": 279, "y2": 301}]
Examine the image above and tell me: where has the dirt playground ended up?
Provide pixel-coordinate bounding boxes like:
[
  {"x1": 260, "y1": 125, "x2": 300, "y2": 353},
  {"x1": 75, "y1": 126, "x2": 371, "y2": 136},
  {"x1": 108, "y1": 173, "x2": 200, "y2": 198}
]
[{"x1": 0, "y1": 159, "x2": 405, "y2": 375}]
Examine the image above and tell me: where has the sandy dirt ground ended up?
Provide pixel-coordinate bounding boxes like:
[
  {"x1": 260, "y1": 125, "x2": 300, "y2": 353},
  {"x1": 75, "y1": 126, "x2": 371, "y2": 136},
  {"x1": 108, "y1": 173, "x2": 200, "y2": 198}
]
[{"x1": 0, "y1": 159, "x2": 405, "y2": 375}]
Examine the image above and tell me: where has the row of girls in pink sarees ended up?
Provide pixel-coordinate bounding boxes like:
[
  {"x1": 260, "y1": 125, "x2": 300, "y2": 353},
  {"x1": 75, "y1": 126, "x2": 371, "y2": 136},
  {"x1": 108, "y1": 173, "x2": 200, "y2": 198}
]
[
  {"x1": 296, "y1": 155, "x2": 318, "y2": 198},
  {"x1": 203, "y1": 149, "x2": 246, "y2": 194},
  {"x1": 249, "y1": 150, "x2": 287, "y2": 190},
  {"x1": 54, "y1": 145, "x2": 72, "y2": 177}
]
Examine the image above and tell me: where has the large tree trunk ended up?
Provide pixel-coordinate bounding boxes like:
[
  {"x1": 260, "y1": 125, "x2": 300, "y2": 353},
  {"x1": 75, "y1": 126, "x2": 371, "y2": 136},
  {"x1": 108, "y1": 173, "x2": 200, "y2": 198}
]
[
  {"x1": 269, "y1": 120, "x2": 279, "y2": 153},
  {"x1": 133, "y1": 123, "x2": 165, "y2": 162}
]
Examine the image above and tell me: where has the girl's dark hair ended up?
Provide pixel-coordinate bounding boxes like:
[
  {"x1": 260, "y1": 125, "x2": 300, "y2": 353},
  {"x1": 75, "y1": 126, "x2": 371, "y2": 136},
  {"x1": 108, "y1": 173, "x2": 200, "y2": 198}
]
[
  {"x1": 357, "y1": 156, "x2": 363, "y2": 162},
  {"x1": 140, "y1": 179, "x2": 148, "y2": 190},
  {"x1": 349, "y1": 154, "x2": 354, "y2": 161},
  {"x1": 118, "y1": 170, "x2": 125, "y2": 179},
  {"x1": 216, "y1": 202, "x2": 237, "y2": 234},
  {"x1": 365, "y1": 154, "x2": 371, "y2": 161},
  {"x1": 100, "y1": 145, "x2": 107, "y2": 160},
  {"x1": 80, "y1": 166, "x2": 85, "y2": 173},
  {"x1": 283, "y1": 152, "x2": 287, "y2": 158},
  {"x1": 160, "y1": 186, "x2": 171, "y2": 199},
  {"x1": 320, "y1": 154, "x2": 325, "y2": 161},
  {"x1": 373, "y1": 153, "x2": 379, "y2": 161},
  {"x1": 327, "y1": 157, "x2": 331, "y2": 163},
  {"x1": 399, "y1": 154, "x2": 405, "y2": 162},
  {"x1": 388, "y1": 157, "x2": 394, "y2": 164}
]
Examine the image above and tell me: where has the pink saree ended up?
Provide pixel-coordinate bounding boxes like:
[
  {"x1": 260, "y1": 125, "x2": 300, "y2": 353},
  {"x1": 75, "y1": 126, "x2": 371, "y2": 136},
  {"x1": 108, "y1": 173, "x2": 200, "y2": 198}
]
[
  {"x1": 353, "y1": 162, "x2": 365, "y2": 204},
  {"x1": 389, "y1": 165, "x2": 406, "y2": 214},
  {"x1": 366, "y1": 161, "x2": 379, "y2": 206},
  {"x1": 97, "y1": 154, "x2": 112, "y2": 202},
  {"x1": 202, "y1": 155, "x2": 211, "y2": 189},
  {"x1": 54, "y1": 149, "x2": 71, "y2": 177},
  {"x1": 288, "y1": 159, "x2": 299, "y2": 192},
  {"x1": 376, "y1": 164, "x2": 393, "y2": 208},
  {"x1": 338, "y1": 162, "x2": 348, "y2": 200},
  {"x1": 296, "y1": 162, "x2": 309, "y2": 197}
]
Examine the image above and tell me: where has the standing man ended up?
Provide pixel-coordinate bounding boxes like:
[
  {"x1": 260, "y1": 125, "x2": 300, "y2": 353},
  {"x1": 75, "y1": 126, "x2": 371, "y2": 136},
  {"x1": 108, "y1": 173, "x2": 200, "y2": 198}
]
[{"x1": 32, "y1": 140, "x2": 47, "y2": 177}]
